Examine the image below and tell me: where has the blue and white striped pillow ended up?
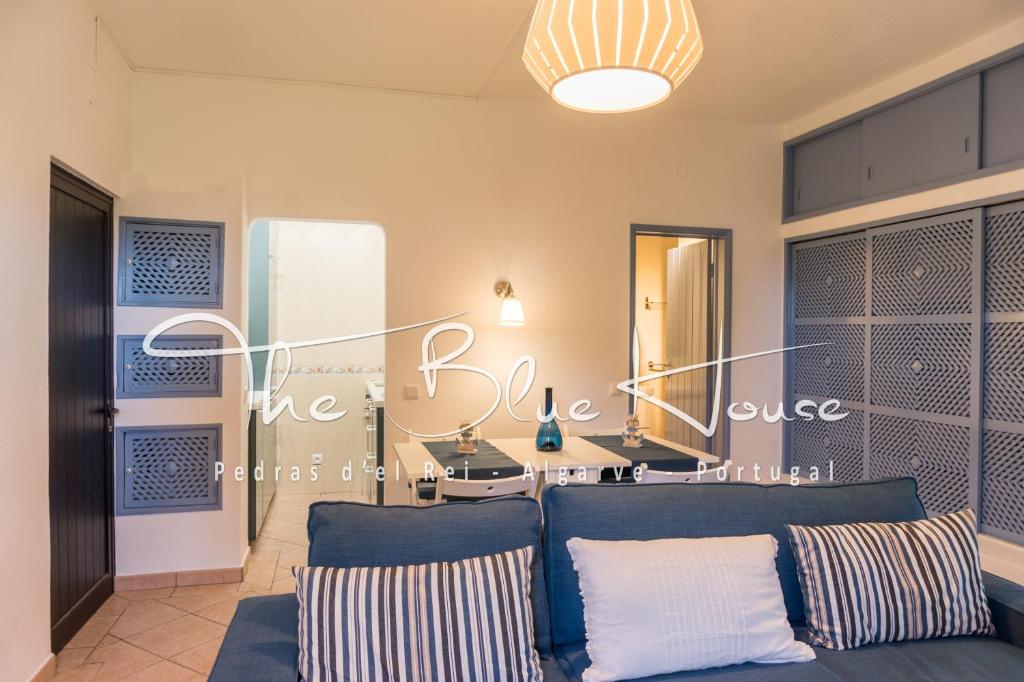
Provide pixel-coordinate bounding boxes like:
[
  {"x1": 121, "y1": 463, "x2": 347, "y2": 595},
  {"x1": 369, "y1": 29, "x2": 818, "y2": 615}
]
[
  {"x1": 293, "y1": 547, "x2": 542, "y2": 681},
  {"x1": 787, "y1": 508, "x2": 995, "y2": 650}
]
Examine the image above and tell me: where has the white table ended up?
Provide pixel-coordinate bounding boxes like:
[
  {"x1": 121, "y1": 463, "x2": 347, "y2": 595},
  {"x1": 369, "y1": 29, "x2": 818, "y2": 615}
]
[{"x1": 393, "y1": 434, "x2": 719, "y2": 494}]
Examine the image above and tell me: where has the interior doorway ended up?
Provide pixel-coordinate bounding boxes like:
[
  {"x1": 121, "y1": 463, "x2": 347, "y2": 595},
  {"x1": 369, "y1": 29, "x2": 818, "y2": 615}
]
[
  {"x1": 247, "y1": 219, "x2": 385, "y2": 540},
  {"x1": 49, "y1": 165, "x2": 115, "y2": 651},
  {"x1": 629, "y1": 225, "x2": 731, "y2": 461}
]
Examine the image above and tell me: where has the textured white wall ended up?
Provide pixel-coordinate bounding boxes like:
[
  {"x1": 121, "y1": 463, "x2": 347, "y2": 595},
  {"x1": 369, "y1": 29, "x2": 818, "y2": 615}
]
[
  {"x1": 112, "y1": 177, "x2": 249, "y2": 577},
  {"x1": 0, "y1": 2, "x2": 132, "y2": 679},
  {"x1": 128, "y1": 72, "x2": 786, "y2": 507}
]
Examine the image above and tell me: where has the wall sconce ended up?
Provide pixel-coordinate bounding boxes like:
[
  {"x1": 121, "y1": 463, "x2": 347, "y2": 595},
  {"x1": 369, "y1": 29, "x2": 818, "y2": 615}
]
[{"x1": 494, "y1": 281, "x2": 525, "y2": 327}]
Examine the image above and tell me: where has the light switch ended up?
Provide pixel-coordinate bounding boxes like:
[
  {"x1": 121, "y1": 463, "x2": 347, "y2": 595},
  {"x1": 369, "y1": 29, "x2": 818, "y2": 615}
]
[{"x1": 404, "y1": 385, "x2": 420, "y2": 399}]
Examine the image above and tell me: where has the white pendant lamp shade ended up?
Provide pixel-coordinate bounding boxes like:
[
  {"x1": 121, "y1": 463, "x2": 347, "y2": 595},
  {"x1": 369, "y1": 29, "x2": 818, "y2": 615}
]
[{"x1": 523, "y1": 0, "x2": 703, "y2": 114}]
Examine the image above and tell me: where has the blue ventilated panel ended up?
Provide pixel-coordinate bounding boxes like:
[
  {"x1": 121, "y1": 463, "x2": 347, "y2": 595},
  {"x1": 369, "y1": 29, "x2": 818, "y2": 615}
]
[
  {"x1": 984, "y1": 322, "x2": 1024, "y2": 423},
  {"x1": 118, "y1": 218, "x2": 224, "y2": 307},
  {"x1": 871, "y1": 217, "x2": 973, "y2": 316},
  {"x1": 981, "y1": 429, "x2": 1024, "y2": 544},
  {"x1": 870, "y1": 323, "x2": 971, "y2": 417},
  {"x1": 792, "y1": 324, "x2": 865, "y2": 402},
  {"x1": 117, "y1": 335, "x2": 222, "y2": 398},
  {"x1": 868, "y1": 413, "x2": 969, "y2": 516},
  {"x1": 985, "y1": 204, "x2": 1024, "y2": 312},
  {"x1": 116, "y1": 425, "x2": 221, "y2": 515},
  {"x1": 791, "y1": 408, "x2": 864, "y2": 482},
  {"x1": 792, "y1": 236, "x2": 866, "y2": 319}
]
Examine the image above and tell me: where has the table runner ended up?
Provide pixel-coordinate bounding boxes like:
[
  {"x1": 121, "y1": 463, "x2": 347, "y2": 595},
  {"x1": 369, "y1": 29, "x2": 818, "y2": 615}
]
[
  {"x1": 582, "y1": 435, "x2": 701, "y2": 473},
  {"x1": 422, "y1": 440, "x2": 525, "y2": 479}
]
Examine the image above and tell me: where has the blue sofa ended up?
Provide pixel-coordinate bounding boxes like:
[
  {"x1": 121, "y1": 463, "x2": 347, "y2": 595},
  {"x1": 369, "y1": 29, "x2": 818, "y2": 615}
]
[{"x1": 211, "y1": 478, "x2": 1024, "y2": 680}]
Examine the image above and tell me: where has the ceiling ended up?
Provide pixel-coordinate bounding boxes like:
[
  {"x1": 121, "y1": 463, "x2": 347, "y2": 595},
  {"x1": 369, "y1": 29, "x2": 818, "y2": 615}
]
[{"x1": 91, "y1": 0, "x2": 1024, "y2": 123}]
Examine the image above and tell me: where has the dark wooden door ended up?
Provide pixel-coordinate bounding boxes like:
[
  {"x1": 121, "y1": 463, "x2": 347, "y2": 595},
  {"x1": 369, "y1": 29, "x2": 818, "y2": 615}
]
[{"x1": 49, "y1": 165, "x2": 115, "y2": 651}]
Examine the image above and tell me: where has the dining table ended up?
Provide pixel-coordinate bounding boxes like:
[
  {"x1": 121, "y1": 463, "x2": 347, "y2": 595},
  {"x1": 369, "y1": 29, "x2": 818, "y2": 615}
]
[{"x1": 392, "y1": 432, "x2": 719, "y2": 498}]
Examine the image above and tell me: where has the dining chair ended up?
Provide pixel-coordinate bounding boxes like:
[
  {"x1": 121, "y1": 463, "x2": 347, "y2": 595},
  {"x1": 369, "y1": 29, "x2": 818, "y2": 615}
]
[
  {"x1": 406, "y1": 435, "x2": 444, "y2": 506},
  {"x1": 638, "y1": 460, "x2": 734, "y2": 484},
  {"x1": 433, "y1": 475, "x2": 538, "y2": 503}
]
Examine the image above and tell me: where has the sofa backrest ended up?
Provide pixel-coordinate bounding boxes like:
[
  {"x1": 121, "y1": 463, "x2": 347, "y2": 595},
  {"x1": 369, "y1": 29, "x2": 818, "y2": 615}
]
[
  {"x1": 306, "y1": 496, "x2": 551, "y2": 654},
  {"x1": 541, "y1": 478, "x2": 926, "y2": 648}
]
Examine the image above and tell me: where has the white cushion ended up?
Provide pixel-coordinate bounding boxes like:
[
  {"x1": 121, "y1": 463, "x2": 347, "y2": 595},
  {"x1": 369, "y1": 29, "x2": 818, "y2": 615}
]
[{"x1": 566, "y1": 534, "x2": 815, "y2": 681}]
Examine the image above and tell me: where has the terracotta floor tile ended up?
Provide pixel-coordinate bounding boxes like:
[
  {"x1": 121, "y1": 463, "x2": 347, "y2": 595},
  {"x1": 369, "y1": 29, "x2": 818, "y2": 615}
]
[
  {"x1": 240, "y1": 565, "x2": 276, "y2": 591},
  {"x1": 246, "y1": 549, "x2": 280, "y2": 571},
  {"x1": 85, "y1": 640, "x2": 162, "y2": 681},
  {"x1": 127, "y1": 613, "x2": 226, "y2": 659},
  {"x1": 268, "y1": 574, "x2": 297, "y2": 595},
  {"x1": 122, "y1": 660, "x2": 205, "y2": 681},
  {"x1": 66, "y1": 615, "x2": 119, "y2": 649},
  {"x1": 318, "y1": 492, "x2": 363, "y2": 501},
  {"x1": 276, "y1": 545, "x2": 308, "y2": 568},
  {"x1": 109, "y1": 601, "x2": 186, "y2": 639},
  {"x1": 52, "y1": 663, "x2": 103, "y2": 681},
  {"x1": 252, "y1": 536, "x2": 306, "y2": 555},
  {"x1": 258, "y1": 519, "x2": 308, "y2": 545},
  {"x1": 115, "y1": 588, "x2": 175, "y2": 601},
  {"x1": 95, "y1": 594, "x2": 130, "y2": 618},
  {"x1": 172, "y1": 636, "x2": 224, "y2": 675},
  {"x1": 98, "y1": 635, "x2": 121, "y2": 648},
  {"x1": 57, "y1": 647, "x2": 93, "y2": 670},
  {"x1": 170, "y1": 582, "x2": 240, "y2": 597},
  {"x1": 158, "y1": 592, "x2": 233, "y2": 614},
  {"x1": 274, "y1": 493, "x2": 320, "y2": 505},
  {"x1": 194, "y1": 594, "x2": 248, "y2": 626}
]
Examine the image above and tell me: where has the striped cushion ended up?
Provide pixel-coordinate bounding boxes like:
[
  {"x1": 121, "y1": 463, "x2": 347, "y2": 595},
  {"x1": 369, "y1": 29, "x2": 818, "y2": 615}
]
[
  {"x1": 293, "y1": 547, "x2": 542, "y2": 681},
  {"x1": 787, "y1": 508, "x2": 995, "y2": 650}
]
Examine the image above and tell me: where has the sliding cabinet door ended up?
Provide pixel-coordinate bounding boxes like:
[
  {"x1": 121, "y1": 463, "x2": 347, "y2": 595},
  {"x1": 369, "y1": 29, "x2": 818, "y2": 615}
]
[
  {"x1": 863, "y1": 209, "x2": 982, "y2": 516},
  {"x1": 981, "y1": 201, "x2": 1024, "y2": 544},
  {"x1": 788, "y1": 233, "x2": 868, "y2": 483},
  {"x1": 788, "y1": 209, "x2": 984, "y2": 517}
]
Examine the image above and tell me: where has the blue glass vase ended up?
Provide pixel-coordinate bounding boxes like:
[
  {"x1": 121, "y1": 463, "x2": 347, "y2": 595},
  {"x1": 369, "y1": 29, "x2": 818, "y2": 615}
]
[{"x1": 536, "y1": 387, "x2": 563, "y2": 452}]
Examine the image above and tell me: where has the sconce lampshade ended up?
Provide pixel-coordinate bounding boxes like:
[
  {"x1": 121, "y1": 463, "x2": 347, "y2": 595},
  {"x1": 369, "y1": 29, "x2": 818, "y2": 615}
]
[
  {"x1": 500, "y1": 297, "x2": 525, "y2": 327},
  {"x1": 523, "y1": 0, "x2": 703, "y2": 114}
]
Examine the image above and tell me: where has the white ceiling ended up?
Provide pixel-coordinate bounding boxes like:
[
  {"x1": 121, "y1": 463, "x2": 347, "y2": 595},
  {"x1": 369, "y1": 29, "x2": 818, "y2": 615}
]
[{"x1": 91, "y1": 0, "x2": 1024, "y2": 123}]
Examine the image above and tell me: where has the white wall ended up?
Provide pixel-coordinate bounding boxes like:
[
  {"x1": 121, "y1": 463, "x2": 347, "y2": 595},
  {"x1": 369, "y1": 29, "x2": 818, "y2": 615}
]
[
  {"x1": 112, "y1": 176, "x2": 249, "y2": 577},
  {"x1": 0, "y1": 1, "x2": 131, "y2": 679},
  {"x1": 128, "y1": 73, "x2": 786, "y2": 507}
]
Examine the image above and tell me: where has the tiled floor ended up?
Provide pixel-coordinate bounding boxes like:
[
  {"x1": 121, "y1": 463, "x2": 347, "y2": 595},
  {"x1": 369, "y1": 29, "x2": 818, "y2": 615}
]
[{"x1": 54, "y1": 492, "x2": 363, "y2": 681}]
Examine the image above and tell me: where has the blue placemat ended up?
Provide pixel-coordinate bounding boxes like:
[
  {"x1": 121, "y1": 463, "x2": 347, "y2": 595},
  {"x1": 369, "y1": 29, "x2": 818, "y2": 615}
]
[
  {"x1": 421, "y1": 440, "x2": 524, "y2": 479},
  {"x1": 582, "y1": 435, "x2": 701, "y2": 473}
]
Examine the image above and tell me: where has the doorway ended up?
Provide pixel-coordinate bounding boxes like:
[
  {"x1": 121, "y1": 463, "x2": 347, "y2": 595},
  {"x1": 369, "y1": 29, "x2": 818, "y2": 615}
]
[
  {"x1": 247, "y1": 219, "x2": 385, "y2": 542},
  {"x1": 49, "y1": 165, "x2": 115, "y2": 651},
  {"x1": 629, "y1": 225, "x2": 731, "y2": 460}
]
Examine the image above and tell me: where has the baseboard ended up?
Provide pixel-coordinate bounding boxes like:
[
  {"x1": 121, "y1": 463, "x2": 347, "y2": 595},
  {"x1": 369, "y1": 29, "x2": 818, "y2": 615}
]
[
  {"x1": 114, "y1": 565, "x2": 243, "y2": 591},
  {"x1": 980, "y1": 533, "x2": 1024, "y2": 585},
  {"x1": 29, "y1": 654, "x2": 55, "y2": 681}
]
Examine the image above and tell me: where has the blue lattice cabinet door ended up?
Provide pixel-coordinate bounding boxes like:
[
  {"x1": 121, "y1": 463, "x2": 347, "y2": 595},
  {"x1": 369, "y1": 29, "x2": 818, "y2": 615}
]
[
  {"x1": 788, "y1": 232, "x2": 868, "y2": 478},
  {"x1": 118, "y1": 218, "x2": 224, "y2": 307},
  {"x1": 116, "y1": 425, "x2": 221, "y2": 515},
  {"x1": 981, "y1": 201, "x2": 1024, "y2": 544},
  {"x1": 865, "y1": 208, "x2": 982, "y2": 517},
  {"x1": 117, "y1": 335, "x2": 222, "y2": 398}
]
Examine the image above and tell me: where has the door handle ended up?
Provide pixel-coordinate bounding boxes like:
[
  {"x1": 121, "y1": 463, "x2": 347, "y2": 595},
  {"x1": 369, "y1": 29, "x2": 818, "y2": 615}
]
[{"x1": 104, "y1": 404, "x2": 120, "y2": 432}]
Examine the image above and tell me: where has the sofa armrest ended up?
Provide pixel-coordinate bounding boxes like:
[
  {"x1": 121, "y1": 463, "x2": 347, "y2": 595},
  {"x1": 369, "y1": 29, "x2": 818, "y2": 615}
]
[
  {"x1": 209, "y1": 594, "x2": 300, "y2": 682},
  {"x1": 984, "y1": 571, "x2": 1024, "y2": 649}
]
